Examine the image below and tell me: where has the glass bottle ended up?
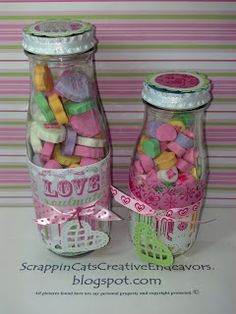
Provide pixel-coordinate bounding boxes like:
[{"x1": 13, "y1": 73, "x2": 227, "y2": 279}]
[
  {"x1": 22, "y1": 20, "x2": 111, "y2": 256},
  {"x1": 129, "y1": 72, "x2": 212, "y2": 264}
]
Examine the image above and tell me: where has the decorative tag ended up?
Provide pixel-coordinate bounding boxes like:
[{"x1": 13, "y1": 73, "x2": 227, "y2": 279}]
[
  {"x1": 134, "y1": 222, "x2": 173, "y2": 267},
  {"x1": 42, "y1": 220, "x2": 109, "y2": 255}
]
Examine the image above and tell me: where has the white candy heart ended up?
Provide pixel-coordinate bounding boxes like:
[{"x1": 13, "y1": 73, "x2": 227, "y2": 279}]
[{"x1": 157, "y1": 166, "x2": 178, "y2": 183}]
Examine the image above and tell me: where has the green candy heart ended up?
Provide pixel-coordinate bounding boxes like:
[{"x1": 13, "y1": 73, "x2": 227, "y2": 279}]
[
  {"x1": 134, "y1": 222, "x2": 173, "y2": 267},
  {"x1": 174, "y1": 112, "x2": 193, "y2": 127},
  {"x1": 33, "y1": 92, "x2": 56, "y2": 123},
  {"x1": 64, "y1": 99, "x2": 96, "y2": 116}
]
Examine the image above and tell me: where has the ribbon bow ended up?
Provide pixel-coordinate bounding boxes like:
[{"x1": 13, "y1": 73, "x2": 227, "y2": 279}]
[{"x1": 35, "y1": 200, "x2": 121, "y2": 226}]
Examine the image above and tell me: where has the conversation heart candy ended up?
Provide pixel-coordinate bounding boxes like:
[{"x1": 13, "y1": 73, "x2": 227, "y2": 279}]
[
  {"x1": 138, "y1": 152, "x2": 155, "y2": 173},
  {"x1": 34, "y1": 63, "x2": 54, "y2": 92},
  {"x1": 142, "y1": 138, "x2": 160, "y2": 158},
  {"x1": 80, "y1": 157, "x2": 98, "y2": 166},
  {"x1": 154, "y1": 151, "x2": 177, "y2": 170},
  {"x1": 145, "y1": 120, "x2": 163, "y2": 138},
  {"x1": 33, "y1": 92, "x2": 55, "y2": 123},
  {"x1": 74, "y1": 145, "x2": 104, "y2": 159},
  {"x1": 157, "y1": 166, "x2": 178, "y2": 183},
  {"x1": 175, "y1": 133, "x2": 193, "y2": 149},
  {"x1": 55, "y1": 71, "x2": 89, "y2": 102},
  {"x1": 61, "y1": 126, "x2": 77, "y2": 156},
  {"x1": 70, "y1": 109, "x2": 101, "y2": 137},
  {"x1": 48, "y1": 93, "x2": 68, "y2": 125},
  {"x1": 156, "y1": 123, "x2": 177, "y2": 142},
  {"x1": 44, "y1": 159, "x2": 63, "y2": 169},
  {"x1": 167, "y1": 141, "x2": 186, "y2": 158},
  {"x1": 41, "y1": 142, "x2": 55, "y2": 161}
]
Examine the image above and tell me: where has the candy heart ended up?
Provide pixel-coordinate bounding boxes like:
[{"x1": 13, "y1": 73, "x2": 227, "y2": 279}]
[
  {"x1": 55, "y1": 71, "x2": 89, "y2": 102},
  {"x1": 43, "y1": 220, "x2": 109, "y2": 255},
  {"x1": 134, "y1": 222, "x2": 173, "y2": 266}
]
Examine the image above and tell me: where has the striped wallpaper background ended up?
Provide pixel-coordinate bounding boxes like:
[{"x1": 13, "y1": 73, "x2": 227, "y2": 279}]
[{"x1": 0, "y1": 1, "x2": 236, "y2": 209}]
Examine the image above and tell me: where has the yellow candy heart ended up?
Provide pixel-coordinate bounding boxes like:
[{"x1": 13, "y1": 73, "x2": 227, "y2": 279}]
[
  {"x1": 34, "y1": 63, "x2": 54, "y2": 92},
  {"x1": 169, "y1": 119, "x2": 186, "y2": 132},
  {"x1": 48, "y1": 93, "x2": 68, "y2": 125},
  {"x1": 154, "y1": 151, "x2": 177, "y2": 170},
  {"x1": 53, "y1": 145, "x2": 80, "y2": 167}
]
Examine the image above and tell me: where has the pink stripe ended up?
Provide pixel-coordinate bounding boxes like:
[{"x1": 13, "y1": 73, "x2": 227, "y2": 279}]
[{"x1": 0, "y1": 22, "x2": 236, "y2": 30}]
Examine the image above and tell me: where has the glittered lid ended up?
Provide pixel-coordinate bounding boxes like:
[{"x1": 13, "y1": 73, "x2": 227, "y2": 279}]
[
  {"x1": 142, "y1": 72, "x2": 212, "y2": 110},
  {"x1": 22, "y1": 20, "x2": 96, "y2": 55}
]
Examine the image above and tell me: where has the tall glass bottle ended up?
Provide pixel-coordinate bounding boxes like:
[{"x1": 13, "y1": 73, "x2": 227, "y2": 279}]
[
  {"x1": 22, "y1": 20, "x2": 111, "y2": 256},
  {"x1": 129, "y1": 72, "x2": 211, "y2": 264}
]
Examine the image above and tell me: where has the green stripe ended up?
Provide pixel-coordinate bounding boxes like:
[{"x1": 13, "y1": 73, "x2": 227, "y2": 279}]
[
  {"x1": 0, "y1": 14, "x2": 236, "y2": 20},
  {"x1": 0, "y1": 165, "x2": 27, "y2": 169},
  {"x1": 210, "y1": 166, "x2": 236, "y2": 170},
  {"x1": 0, "y1": 205, "x2": 33, "y2": 208},
  {"x1": 110, "y1": 122, "x2": 141, "y2": 127},
  {"x1": 207, "y1": 186, "x2": 236, "y2": 191},
  {"x1": 2, "y1": 44, "x2": 236, "y2": 50},
  {"x1": 0, "y1": 144, "x2": 25, "y2": 147},
  {"x1": 0, "y1": 72, "x2": 29, "y2": 77},
  {"x1": 0, "y1": 164, "x2": 234, "y2": 171},
  {"x1": 0, "y1": 120, "x2": 234, "y2": 128},
  {"x1": 213, "y1": 98, "x2": 236, "y2": 103},
  {"x1": 0, "y1": 98, "x2": 27, "y2": 101},
  {"x1": 207, "y1": 122, "x2": 236, "y2": 126},
  {"x1": 208, "y1": 144, "x2": 236, "y2": 148},
  {"x1": 105, "y1": 98, "x2": 139, "y2": 102},
  {"x1": 112, "y1": 143, "x2": 236, "y2": 150},
  {"x1": 1, "y1": 97, "x2": 236, "y2": 104},
  {"x1": 0, "y1": 121, "x2": 25, "y2": 125},
  {"x1": 1, "y1": 72, "x2": 236, "y2": 78},
  {"x1": 0, "y1": 186, "x2": 30, "y2": 190},
  {"x1": 0, "y1": 185, "x2": 234, "y2": 191}
]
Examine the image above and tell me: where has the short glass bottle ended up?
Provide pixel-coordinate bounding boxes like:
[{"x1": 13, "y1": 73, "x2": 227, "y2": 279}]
[
  {"x1": 22, "y1": 20, "x2": 111, "y2": 256},
  {"x1": 129, "y1": 72, "x2": 212, "y2": 263}
]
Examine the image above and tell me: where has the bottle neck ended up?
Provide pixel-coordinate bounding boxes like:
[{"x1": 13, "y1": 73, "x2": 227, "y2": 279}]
[
  {"x1": 144, "y1": 101, "x2": 206, "y2": 124},
  {"x1": 25, "y1": 48, "x2": 95, "y2": 63}
]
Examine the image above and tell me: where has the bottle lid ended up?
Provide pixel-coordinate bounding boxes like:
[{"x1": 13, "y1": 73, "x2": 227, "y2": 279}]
[
  {"x1": 142, "y1": 72, "x2": 211, "y2": 110},
  {"x1": 22, "y1": 20, "x2": 96, "y2": 55}
]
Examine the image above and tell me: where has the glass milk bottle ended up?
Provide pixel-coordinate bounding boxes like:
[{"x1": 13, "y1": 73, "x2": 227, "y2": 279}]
[
  {"x1": 22, "y1": 20, "x2": 113, "y2": 256},
  {"x1": 129, "y1": 72, "x2": 211, "y2": 265}
]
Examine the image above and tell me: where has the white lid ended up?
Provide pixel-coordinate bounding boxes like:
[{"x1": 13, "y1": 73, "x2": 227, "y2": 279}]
[
  {"x1": 22, "y1": 20, "x2": 96, "y2": 55},
  {"x1": 142, "y1": 72, "x2": 211, "y2": 110}
]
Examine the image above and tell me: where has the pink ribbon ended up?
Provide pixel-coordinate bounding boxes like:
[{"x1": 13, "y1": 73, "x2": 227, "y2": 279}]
[
  {"x1": 111, "y1": 185, "x2": 215, "y2": 224},
  {"x1": 35, "y1": 200, "x2": 121, "y2": 226},
  {"x1": 34, "y1": 185, "x2": 215, "y2": 227}
]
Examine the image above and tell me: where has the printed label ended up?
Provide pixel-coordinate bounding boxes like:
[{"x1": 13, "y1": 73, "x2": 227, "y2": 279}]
[{"x1": 28, "y1": 153, "x2": 111, "y2": 209}]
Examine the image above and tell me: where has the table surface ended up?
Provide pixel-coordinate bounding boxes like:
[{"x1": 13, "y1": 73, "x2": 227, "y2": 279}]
[{"x1": 0, "y1": 206, "x2": 235, "y2": 314}]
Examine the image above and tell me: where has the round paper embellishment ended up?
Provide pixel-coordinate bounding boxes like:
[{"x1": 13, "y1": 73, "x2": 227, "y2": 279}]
[
  {"x1": 146, "y1": 72, "x2": 210, "y2": 93},
  {"x1": 24, "y1": 20, "x2": 91, "y2": 37}
]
